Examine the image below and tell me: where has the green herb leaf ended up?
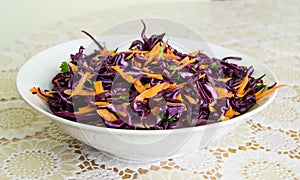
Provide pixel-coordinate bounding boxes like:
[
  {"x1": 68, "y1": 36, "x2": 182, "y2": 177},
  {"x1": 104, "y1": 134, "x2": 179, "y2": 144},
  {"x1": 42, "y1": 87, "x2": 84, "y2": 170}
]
[
  {"x1": 119, "y1": 94, "x2": 129, "y2": 99},
  {"x1": 169, "y1": 117, "x2": 177, "y2": 123},
  {"x1": 191, "y1": 67, "x2": 197, "y2": 72},
  {"x1": 114, "y1": 47, "x2": 119, "y2": 53},
  {"x1": 171, "y1": 70, "x2": 177, "y2": 75},
  {"x1": 211, "y1": 62, "x2": 217, "y2": 69},
  {"x1": 158, "y1": 114, "x2": 167, "y2": 126},
  {"x1": 59, "y1": 61, "x2": 69, "y2": 73},
  {"x1": 159, "y1": 46, "x2": 164, "y2": 59},
  {"x1": 86, "y1": 79, "x2": 93, "y2": 85},
  {"x1": 255, "y1": 84, "x2": 267, "y2": 92}
]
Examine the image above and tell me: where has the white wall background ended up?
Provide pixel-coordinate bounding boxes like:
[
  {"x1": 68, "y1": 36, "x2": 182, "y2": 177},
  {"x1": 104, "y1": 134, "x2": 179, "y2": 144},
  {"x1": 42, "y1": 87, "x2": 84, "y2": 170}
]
[{"x1": 0, "y1": 0, "x2": 203, "y2": 49}]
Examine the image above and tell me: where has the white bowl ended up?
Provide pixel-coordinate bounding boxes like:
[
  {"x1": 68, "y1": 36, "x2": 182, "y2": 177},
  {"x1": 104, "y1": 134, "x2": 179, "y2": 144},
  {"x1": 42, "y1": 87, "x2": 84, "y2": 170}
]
[{"x1": 16, "y1": 36, "x2": 278, "y2": 162}]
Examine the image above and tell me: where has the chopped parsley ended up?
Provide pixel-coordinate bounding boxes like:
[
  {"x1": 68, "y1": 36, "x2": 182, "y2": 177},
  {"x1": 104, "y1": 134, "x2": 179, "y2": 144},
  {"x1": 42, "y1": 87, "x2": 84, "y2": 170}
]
[{"x1": 59, "y1": 61, "x2": 69, "y2": 73}]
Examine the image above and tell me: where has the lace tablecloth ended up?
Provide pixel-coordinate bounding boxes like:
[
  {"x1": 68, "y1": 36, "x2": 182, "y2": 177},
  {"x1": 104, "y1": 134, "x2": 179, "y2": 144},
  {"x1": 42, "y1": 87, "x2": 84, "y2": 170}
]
[{"x1": 1, "y1": 0, "x2": 299, "y2": 179}]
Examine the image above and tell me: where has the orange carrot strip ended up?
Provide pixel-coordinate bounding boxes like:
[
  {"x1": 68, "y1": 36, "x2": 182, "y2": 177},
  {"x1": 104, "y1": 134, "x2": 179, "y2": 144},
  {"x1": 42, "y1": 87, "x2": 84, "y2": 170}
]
[
  {"x1": 209, "y1": 105, "x2": 216, "y2": 112},
  {"x1": 224, "y1": 105, "x2": 240, "y2": 119},
  {"x1": 142, "y1": 67, "x2": 151, "y2": 73},
  {"x1": 167, "y1": 102, "x2": 187, "y2": 110},
  {"x1": 256, "y1": 84, "x2": 285, "y2": 100},
  {"x1": 134, "y1": 80, "x2": 146, "y2": 93},
  {"x1": 237, "y1": 75, "x2": 249, "y2": 94},
  {"x1": 71, "y1": 71, "x2": 92, "y2": 97},
  {"x1": 171, "y1": 58, "x2": 196, "y2": 70},
  {"x1": 69, "y1": 62, "x2": 78, "y2": 72},
  {"x1": 176, "y1": 93, "x2": 182, "y2": 101},
  {"x1": 184, "y1": 94, "x2": 197, "y2": 104},
  {"x1": 100, "y1": 46, "x2": 112, "y2": 56},
  {"x1": 110, "y1": 66, "x2": 135, "y2": 83},
  {"x1": 97, "y1": 109, "x2": 118, "y2": 122},
  {"x1": 188, "y1": 50, "x2": 200, "y2": 56},
  {"x1": 141, "y1": 72, "x2": 163, "y2": 80},
  {"x1": 179, "y1": 56, "x2": 190, "y2": 65},
  {"x1": 111, "y1": 66, "x2": 146, "y2": 93},
  {"x1": 218, "y1": 77, "x2": 231, "y2": 82},
  {"x1": 117, "y1": 111, "x2": 127, "y2": 117},
  {"x1": 95, "y1": 101, "x2": 110, "y2": 107},
  {"x1": 126, "y1": 52, "x2": 135, "y2": 60},
  {"x1": 30, "y1": 87, "x2": 49, "y2": 101},
  {"x1": 64, "y1": 89, "x2": 72, "y2": 95},
  {"x1": 135, "y1": 82, "x2": 170, "y2": 101},
  {"x1": 144, "y1": 83, "x2": 151, "y2": 89},
  {"x1": 94, "y1": 81, "x2": 104, "y2": 95},
  {"x1": 151, "y1": 106, "x2": 161, "y2": 116},
  {"x1": 144, "y1": 43, "x2": 161, "y2": 66},
  {"x1": 64, "y1": 89, "x2": 94, "y2": 96},
  {"x1": 75, "y1": 105, "x2": 96, "y2": 114},
  {"x1": 199, "y1": 64, "x2": 209, "y2": 69}
]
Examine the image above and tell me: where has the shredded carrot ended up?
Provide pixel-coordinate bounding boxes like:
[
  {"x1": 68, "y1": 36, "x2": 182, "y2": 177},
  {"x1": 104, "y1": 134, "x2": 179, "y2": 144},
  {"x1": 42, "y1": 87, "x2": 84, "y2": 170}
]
[
  {"x1": 69, "y1": 62, "x2": 78, "y2": 72},
  {"x1": 100, "y1": 46, "x2": 112, "y2": 56},
  {"x1": 188, "y1": 50, "x2": 200, "y2": 56},
  {"x1": 167, "y1": 102, "x2": 187, "y2": 111},
  {"x1": 63, "y1": 89, "x2": 72, "y2": 95},
  {"x1": 142, "y1": 72, "x2": 163, "y2": 80},
  {"x1": 126, "y1": 52, "x2": 135, "y2": 60},
  {"x1": 184, "y1": 94, "x2": 197, "y2": 104},
  {"x1": 199, "y1": 64, "x2": 208, "y2": 69},
  {"x1": 94, "y1": 81, "x2": 104, "y2": 95},
  {"x1": 134, "y1": 80, "x2": 146, "y2": 93},
  {"x1": 176, "y1": 93, "x2": 182, "y2": 101},
  {"x1": 110, "y1": 66, "x2": 135, "y2": 83},
  {"x1": 215, "y1": 87, "x2": 228, "y2": 98},
  {"x1": 135, "y1": 82, "x2": 170, "y2": 101},
  {"x1": 97, "y1": 109, "x2": 118, "y2": 122},
  {"x1": 171, "y1": 58, "x2": 196, "y2": 70},
  {"x1": 75, "y1": 105, "x2": 96, "y2": 114},
  {"x1": 218, "y1": 77, "x2": 231, "y2": 82},
  {"x1": 117, "y1": 111, "x2": 127, "y2": 117},
  {"x1": 151, "y1": 106, "x2": 160, "y2": 116},
  {"x1": 176, "y1": 82, "x2": 187, "y2": 89},
  {"x1": 169, "y1": 83, "x2": 178, "y2": 90},
  {"x1": 30, "y1": 87, "x2": 50, "y2": 101},
  {"x1": 144, "y1": 83, "x2": 151, "y2": 89},
  {"x1": 256, "y1": 84, "x2": 285, "y2": 100},
  {"x1": 83, "y1": 61, "x2": 89, "y2": 68},
  {"x1": 223, "y1": 105, "x2": 240, "y2": 120},
  {"x1": 142, "y1": 67, "x2": 151, "y2": 73},
  {"x1": 209, "y1": 105, "x2": 216, "y2": 112},
  {"x1": 134, "y1": 60, "x2": 142, "y2": 68},
  {"x1": 179, "y1": 56, "x2": 190, "y2": 65},
  {"x1": 95, "y1": 101, "x2": 110, "y2": 107},
  {"x1": 236, "y1": 75, "x2": 249, "y2": 94},
  {"x1": 144, "y1": 43, "x2": 161, "y2": 66},
  {"x1": 71, "y1": 71, "x2": 92, "y2": 97},
  {"x1": 64, "y1": 89, "x2": 94, "y2": 96}
]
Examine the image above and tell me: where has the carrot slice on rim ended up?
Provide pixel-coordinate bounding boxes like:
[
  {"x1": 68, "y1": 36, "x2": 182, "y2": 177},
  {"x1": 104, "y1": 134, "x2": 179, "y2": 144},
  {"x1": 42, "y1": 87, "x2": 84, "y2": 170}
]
[
  {"x1": 256, "y1": 84, "x2": 285, "y2": 100},
  {"x1": 30, "y1": 87, "x2": 52, "y2": 101}
]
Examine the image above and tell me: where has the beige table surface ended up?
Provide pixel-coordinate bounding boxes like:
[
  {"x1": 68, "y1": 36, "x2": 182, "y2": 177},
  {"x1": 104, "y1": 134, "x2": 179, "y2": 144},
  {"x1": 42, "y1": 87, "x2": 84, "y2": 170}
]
[{"x1": 0, "y1": 0, "x2": 299, "y2": 179}]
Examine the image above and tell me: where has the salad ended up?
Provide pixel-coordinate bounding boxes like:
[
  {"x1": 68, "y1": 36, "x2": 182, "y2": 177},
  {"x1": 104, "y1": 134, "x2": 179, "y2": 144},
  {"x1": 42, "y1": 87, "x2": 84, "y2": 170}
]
[{"x1": 30, "y1": 21, "x2": 283, "y2": 130}]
